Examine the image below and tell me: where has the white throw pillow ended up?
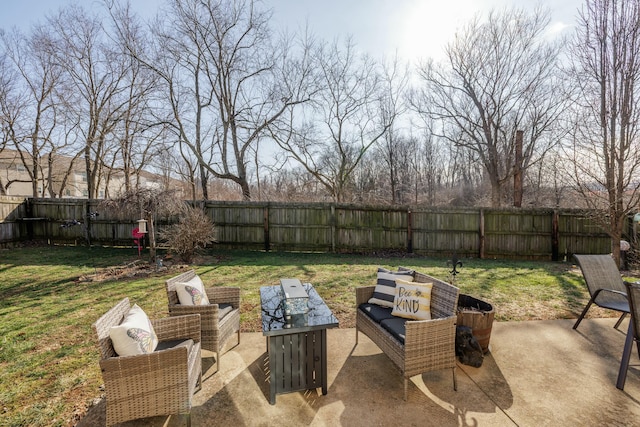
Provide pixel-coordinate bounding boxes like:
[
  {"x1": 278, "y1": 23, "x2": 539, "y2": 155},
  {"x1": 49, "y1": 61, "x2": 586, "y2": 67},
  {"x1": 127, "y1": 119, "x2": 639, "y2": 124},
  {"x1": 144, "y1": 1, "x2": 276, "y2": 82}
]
[
  {"x1": 109, "y1": 304, "x2": 159, "y2": 356},
  {"x1": 175, "y1": 275, "x2": 210, "y2": 306},
  {"x1": 391, "y1": 279, "x2": 433, "y2": 320}
]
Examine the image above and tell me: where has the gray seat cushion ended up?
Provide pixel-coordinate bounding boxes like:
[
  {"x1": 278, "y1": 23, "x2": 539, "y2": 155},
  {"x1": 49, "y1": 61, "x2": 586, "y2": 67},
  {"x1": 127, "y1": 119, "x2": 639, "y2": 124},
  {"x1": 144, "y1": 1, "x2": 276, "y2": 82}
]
[
  {"x1": 380, "y1": 318, "x2": 407, "y2": 344},
  {"x1": 219, "y1": 303, "x2": 233, "y2": 319},
  {"x1": 358, "y1": 303, "x2": 395, "y2": 323},
  {"x1": 155, "y1": 338, "x2": 194, "y2": 352}
]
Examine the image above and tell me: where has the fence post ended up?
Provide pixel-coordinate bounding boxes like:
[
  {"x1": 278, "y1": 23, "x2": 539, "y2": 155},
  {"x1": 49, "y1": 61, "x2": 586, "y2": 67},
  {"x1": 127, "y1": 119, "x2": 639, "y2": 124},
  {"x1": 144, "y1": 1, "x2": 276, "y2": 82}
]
[
  {"x1": 330, "y1": 204, "x2": 336, "y2": 253},
  {"x1": 479, "y1": 209, "x2": 485, "y2": 259},
  {"x1": 552, "y1": 210, "x2": 559, "y2": 261},
  {"x1": 263, "y1": 205, "x2": 270, "y2": 252},
  {"x1": 84, "y1": 200, "x2": 92, "y2": 247},
  {"x1": 407, "y1": 209, "x2": 413, "y2": 253},
  {"x1": 25, "y1": 197, "x2": 34, "y2": 241}
]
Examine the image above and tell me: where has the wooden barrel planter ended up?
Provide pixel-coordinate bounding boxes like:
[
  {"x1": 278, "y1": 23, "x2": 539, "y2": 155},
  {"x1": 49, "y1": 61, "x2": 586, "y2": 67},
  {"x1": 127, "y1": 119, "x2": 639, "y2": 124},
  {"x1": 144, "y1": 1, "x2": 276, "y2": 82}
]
[{"x1": 456, "y1": 294, "x2": 495, "y2": 353}]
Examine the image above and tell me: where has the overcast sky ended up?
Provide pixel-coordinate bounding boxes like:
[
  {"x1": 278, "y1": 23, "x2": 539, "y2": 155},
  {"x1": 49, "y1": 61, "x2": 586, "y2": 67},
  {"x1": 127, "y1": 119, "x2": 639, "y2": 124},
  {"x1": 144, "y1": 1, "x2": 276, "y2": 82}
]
[{"x1": 0, "y1": 0, "x2": 584, "y2": 62}]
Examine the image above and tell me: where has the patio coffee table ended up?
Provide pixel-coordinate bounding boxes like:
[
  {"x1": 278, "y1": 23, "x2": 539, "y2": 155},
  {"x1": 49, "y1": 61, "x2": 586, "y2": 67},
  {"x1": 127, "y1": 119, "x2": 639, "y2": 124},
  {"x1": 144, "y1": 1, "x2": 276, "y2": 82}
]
[{"x1": 260, "y1": 282, "x2": 339, "y2": 404}]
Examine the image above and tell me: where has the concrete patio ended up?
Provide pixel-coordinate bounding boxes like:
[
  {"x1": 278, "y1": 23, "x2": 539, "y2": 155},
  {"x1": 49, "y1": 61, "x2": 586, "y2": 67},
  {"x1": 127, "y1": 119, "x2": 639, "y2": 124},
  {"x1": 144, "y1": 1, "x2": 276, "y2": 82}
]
[{"x1": 78, "y1": 317, "x2": 640, "y2": 426}]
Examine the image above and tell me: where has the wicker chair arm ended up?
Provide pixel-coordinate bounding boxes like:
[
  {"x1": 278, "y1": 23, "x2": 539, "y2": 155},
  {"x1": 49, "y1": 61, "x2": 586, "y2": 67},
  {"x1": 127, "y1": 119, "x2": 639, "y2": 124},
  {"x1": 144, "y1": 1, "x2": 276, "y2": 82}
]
[
  {"x1": 356, "y1": 286, "x2": 376, "y2": 306},
  {"x1": 206, "y1": 287, "x2": 241, "y2": 308},
  {"x1": 99, "y1": 344, "x2": 189, "y2": 378},
  {"x1": 404, "y1": 315, "x2": 457, "y2": 349},
  {"x1": 169, "y1": 302, "x2": 218, "y2": 318},
  {"x1": 218, "y1": 308, "x2": 240, "y2": 328},
  {"x1": 151, "y1": 314, "x2": 201, "y2": 343}
]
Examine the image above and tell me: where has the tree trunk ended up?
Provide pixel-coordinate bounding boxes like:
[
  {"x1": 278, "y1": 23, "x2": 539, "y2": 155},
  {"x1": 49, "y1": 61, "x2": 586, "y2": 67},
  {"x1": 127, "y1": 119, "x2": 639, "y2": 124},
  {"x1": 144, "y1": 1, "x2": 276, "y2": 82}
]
[
  {"x1": 490, "y1": 179, "x2": 502, "y2": 208},
  {"x1": 199, "y1": 164, "x2": 209, "y2": 200},
  {"x1": 241, "y1": 180, "x2": 251, "y2": 201},
  {"x1": 609, "y1": 206, "x2": 624, "y2": 268},
  {"x1": 147, "y1": 212, "x2": 156, "y2": 262},
  {"x1": 513, "y1": 130, "x2": 523, "y2": 207}
]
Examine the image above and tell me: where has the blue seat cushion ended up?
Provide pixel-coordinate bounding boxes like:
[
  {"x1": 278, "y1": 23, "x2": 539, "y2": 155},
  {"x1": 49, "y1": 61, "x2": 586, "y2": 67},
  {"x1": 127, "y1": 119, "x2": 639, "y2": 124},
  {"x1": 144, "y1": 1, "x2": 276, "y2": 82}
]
[
  {"x1": 358, "y1": 303, "x2": 395, "y2": 323},
  {"x1": 380, "y1": 318, "x2": 407, "y2": 344}
]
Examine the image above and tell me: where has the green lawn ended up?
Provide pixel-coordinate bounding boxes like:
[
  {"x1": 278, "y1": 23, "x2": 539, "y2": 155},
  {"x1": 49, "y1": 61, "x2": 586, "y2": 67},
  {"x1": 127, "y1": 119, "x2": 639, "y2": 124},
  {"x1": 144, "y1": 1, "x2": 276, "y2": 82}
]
[{"x1": 0, "y1": 245, "x2": 615, "y2": 426}]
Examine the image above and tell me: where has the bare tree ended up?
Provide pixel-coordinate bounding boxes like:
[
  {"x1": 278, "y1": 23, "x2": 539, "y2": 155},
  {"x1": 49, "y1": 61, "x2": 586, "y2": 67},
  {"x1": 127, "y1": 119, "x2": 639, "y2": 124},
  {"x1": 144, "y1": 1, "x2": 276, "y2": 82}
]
[
  {"x1": 1, "y1": 25, "x2": 63, "y2": 197},
  {"x1": 417, "y1": 130, "x2": 441, "y2": 205},
  {"x1": 106, "y1": 3, "x2": 163, "y2": 194},
  {"x1": 373, "y1": 132, "x2": 417, "y2": 205},
  {"x1": 48, "y1": 5, "x2": 131, "y2": 200},
  {"x1": 376, "y1": 54, "x2": 411, "y2": 204},
  {"x1": 0, "y1": 48, "x2": 16, "y2": 195},
  {"x1": 566, "y1": 0, "x2": 640, "y2": 265},
  {"x1": 113, "y1": 0, "x2": 312, "y2": 201},
  {"x1": 443, "y1": 129, "x2": 486, "y2": 206},
  {"x1": 271, "y1": 37, "x2": 393, "y2": 202},
  {"x1": 49, "y1": 119, "x2": 84, "y2": 198},
  {"x1": 412, "y1": 7, "x2": 566, "y2": 207},
  {"x1": 526, "y1": 145, "x2": 573, "y2": 208},
  {"x1": 47, "y1": 5, "x2": 136, "y2": 244}
]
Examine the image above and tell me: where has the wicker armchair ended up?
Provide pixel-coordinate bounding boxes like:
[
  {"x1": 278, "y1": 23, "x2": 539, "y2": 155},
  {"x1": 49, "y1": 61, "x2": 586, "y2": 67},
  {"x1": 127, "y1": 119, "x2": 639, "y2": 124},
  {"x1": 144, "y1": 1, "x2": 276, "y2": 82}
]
[
  {"x1": 356, "y1": 267, "x2": 459, "y2": 400},
  {"x1": 92, "y1": 298, "x2": 202, "y2": 427},
  {"x1": 166, "y1": 269, "x2": 241, "y2": 372},
  {"x1": 573, "y1": 254, "x2": 629, "y2": 330}
]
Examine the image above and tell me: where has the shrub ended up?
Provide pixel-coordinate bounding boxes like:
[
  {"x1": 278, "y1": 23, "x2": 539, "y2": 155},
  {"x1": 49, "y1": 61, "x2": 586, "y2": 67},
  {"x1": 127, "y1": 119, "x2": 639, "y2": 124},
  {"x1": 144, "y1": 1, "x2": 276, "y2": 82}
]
[{"x1": 159, "y1": 204, "x2": 217, "y2": 263}]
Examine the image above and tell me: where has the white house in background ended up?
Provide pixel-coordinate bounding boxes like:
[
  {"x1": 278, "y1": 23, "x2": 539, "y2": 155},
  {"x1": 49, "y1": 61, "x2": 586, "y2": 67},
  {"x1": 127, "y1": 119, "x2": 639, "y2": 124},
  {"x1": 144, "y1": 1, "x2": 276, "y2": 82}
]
[
  {"x1": 0, "y1": 149, "x2": 33, "y2": 196},
  {"x1": 0, "y1": 148, "x2": 186, "y2": 198}
]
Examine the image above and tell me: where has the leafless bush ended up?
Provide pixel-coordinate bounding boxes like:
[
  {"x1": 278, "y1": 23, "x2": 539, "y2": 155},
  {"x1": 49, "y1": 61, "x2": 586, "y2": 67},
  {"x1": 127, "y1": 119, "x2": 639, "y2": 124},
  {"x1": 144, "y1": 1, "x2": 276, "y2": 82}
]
[{"x1": 158, "y1": 204, "x2": 217, "y2": 263}]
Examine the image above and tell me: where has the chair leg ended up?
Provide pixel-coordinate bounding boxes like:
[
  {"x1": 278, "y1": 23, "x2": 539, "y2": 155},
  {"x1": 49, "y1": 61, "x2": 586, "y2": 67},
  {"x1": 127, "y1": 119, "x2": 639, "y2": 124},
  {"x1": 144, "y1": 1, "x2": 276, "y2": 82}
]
[
  {"x1": 215, "y1": 351, "x2": 219, "y2": 373},
  {"x1": 614, "y1": 312, "x2": 628, "y2": 330},
  {"x1": 617, "y1": 320, "x2": 635, "y2": 390},
  {"x1": 573, "y1": 298, "x2": 596, "y2": 330},
  {"x1": 452, "y1": 366, "x2": 457, "y2": 391},
  {"x1": 403, "y1": 378, "x2": 408, "y2": 401},
  {"x1": 186, "y1": 412, "x2": 191, "y2": 427},
  {"x1": 355, "y1": 327, "x2": 359, "y2": 345}
]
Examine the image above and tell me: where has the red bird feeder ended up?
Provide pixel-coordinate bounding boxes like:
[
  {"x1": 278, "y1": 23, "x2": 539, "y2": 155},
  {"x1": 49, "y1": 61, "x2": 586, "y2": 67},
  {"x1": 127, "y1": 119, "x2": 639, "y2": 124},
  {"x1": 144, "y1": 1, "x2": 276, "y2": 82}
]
[{"x1": 132, "y1": 220, "x2": 147, "y2": 257}]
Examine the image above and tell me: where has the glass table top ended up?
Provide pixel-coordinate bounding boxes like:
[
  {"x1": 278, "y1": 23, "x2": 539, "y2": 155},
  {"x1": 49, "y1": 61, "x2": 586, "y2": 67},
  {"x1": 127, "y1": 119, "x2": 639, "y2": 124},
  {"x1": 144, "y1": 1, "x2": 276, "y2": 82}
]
[{"x1": 260, "y1": 282, "x2": 339, "y2": 335}]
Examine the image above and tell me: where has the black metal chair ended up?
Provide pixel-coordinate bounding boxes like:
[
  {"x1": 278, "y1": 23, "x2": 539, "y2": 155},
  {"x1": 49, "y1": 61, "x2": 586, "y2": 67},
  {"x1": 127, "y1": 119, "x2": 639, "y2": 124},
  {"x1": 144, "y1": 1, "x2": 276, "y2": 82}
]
[
  {"x1": 573, "y1": 254, "x2": 629, "y2": 330},
  {"x1": 616, "y1": 281, "x2": 640, "y2": 390}
]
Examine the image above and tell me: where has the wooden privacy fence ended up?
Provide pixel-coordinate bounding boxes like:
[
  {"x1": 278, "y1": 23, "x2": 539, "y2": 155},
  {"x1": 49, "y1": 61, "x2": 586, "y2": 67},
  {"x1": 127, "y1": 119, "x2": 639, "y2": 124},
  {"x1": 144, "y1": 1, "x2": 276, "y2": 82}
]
[
  {"x1": 0, "y1": 197, "x2": 616, "y2": 260},
  {"x1": 210, "y1": 202, "x2": 614, "y2": 259}
]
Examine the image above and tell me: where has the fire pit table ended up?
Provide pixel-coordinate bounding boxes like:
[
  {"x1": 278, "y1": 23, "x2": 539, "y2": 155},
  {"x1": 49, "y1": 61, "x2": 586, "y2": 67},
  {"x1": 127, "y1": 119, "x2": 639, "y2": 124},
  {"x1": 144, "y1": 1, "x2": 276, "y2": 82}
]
[{"x1": 260, "y1": 280, "x2": 339, "y2": 404}]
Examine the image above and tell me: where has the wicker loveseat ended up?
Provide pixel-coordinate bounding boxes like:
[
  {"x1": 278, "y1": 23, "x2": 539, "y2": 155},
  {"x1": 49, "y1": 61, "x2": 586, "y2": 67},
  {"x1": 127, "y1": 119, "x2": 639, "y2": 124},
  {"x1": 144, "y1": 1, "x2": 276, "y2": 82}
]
[
  {"x1": 165, "y1": 269, "x2": 241, "y2": 372},
  {"x1": 355, "y1": 267, "x2": 460, "y2": 400}
]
